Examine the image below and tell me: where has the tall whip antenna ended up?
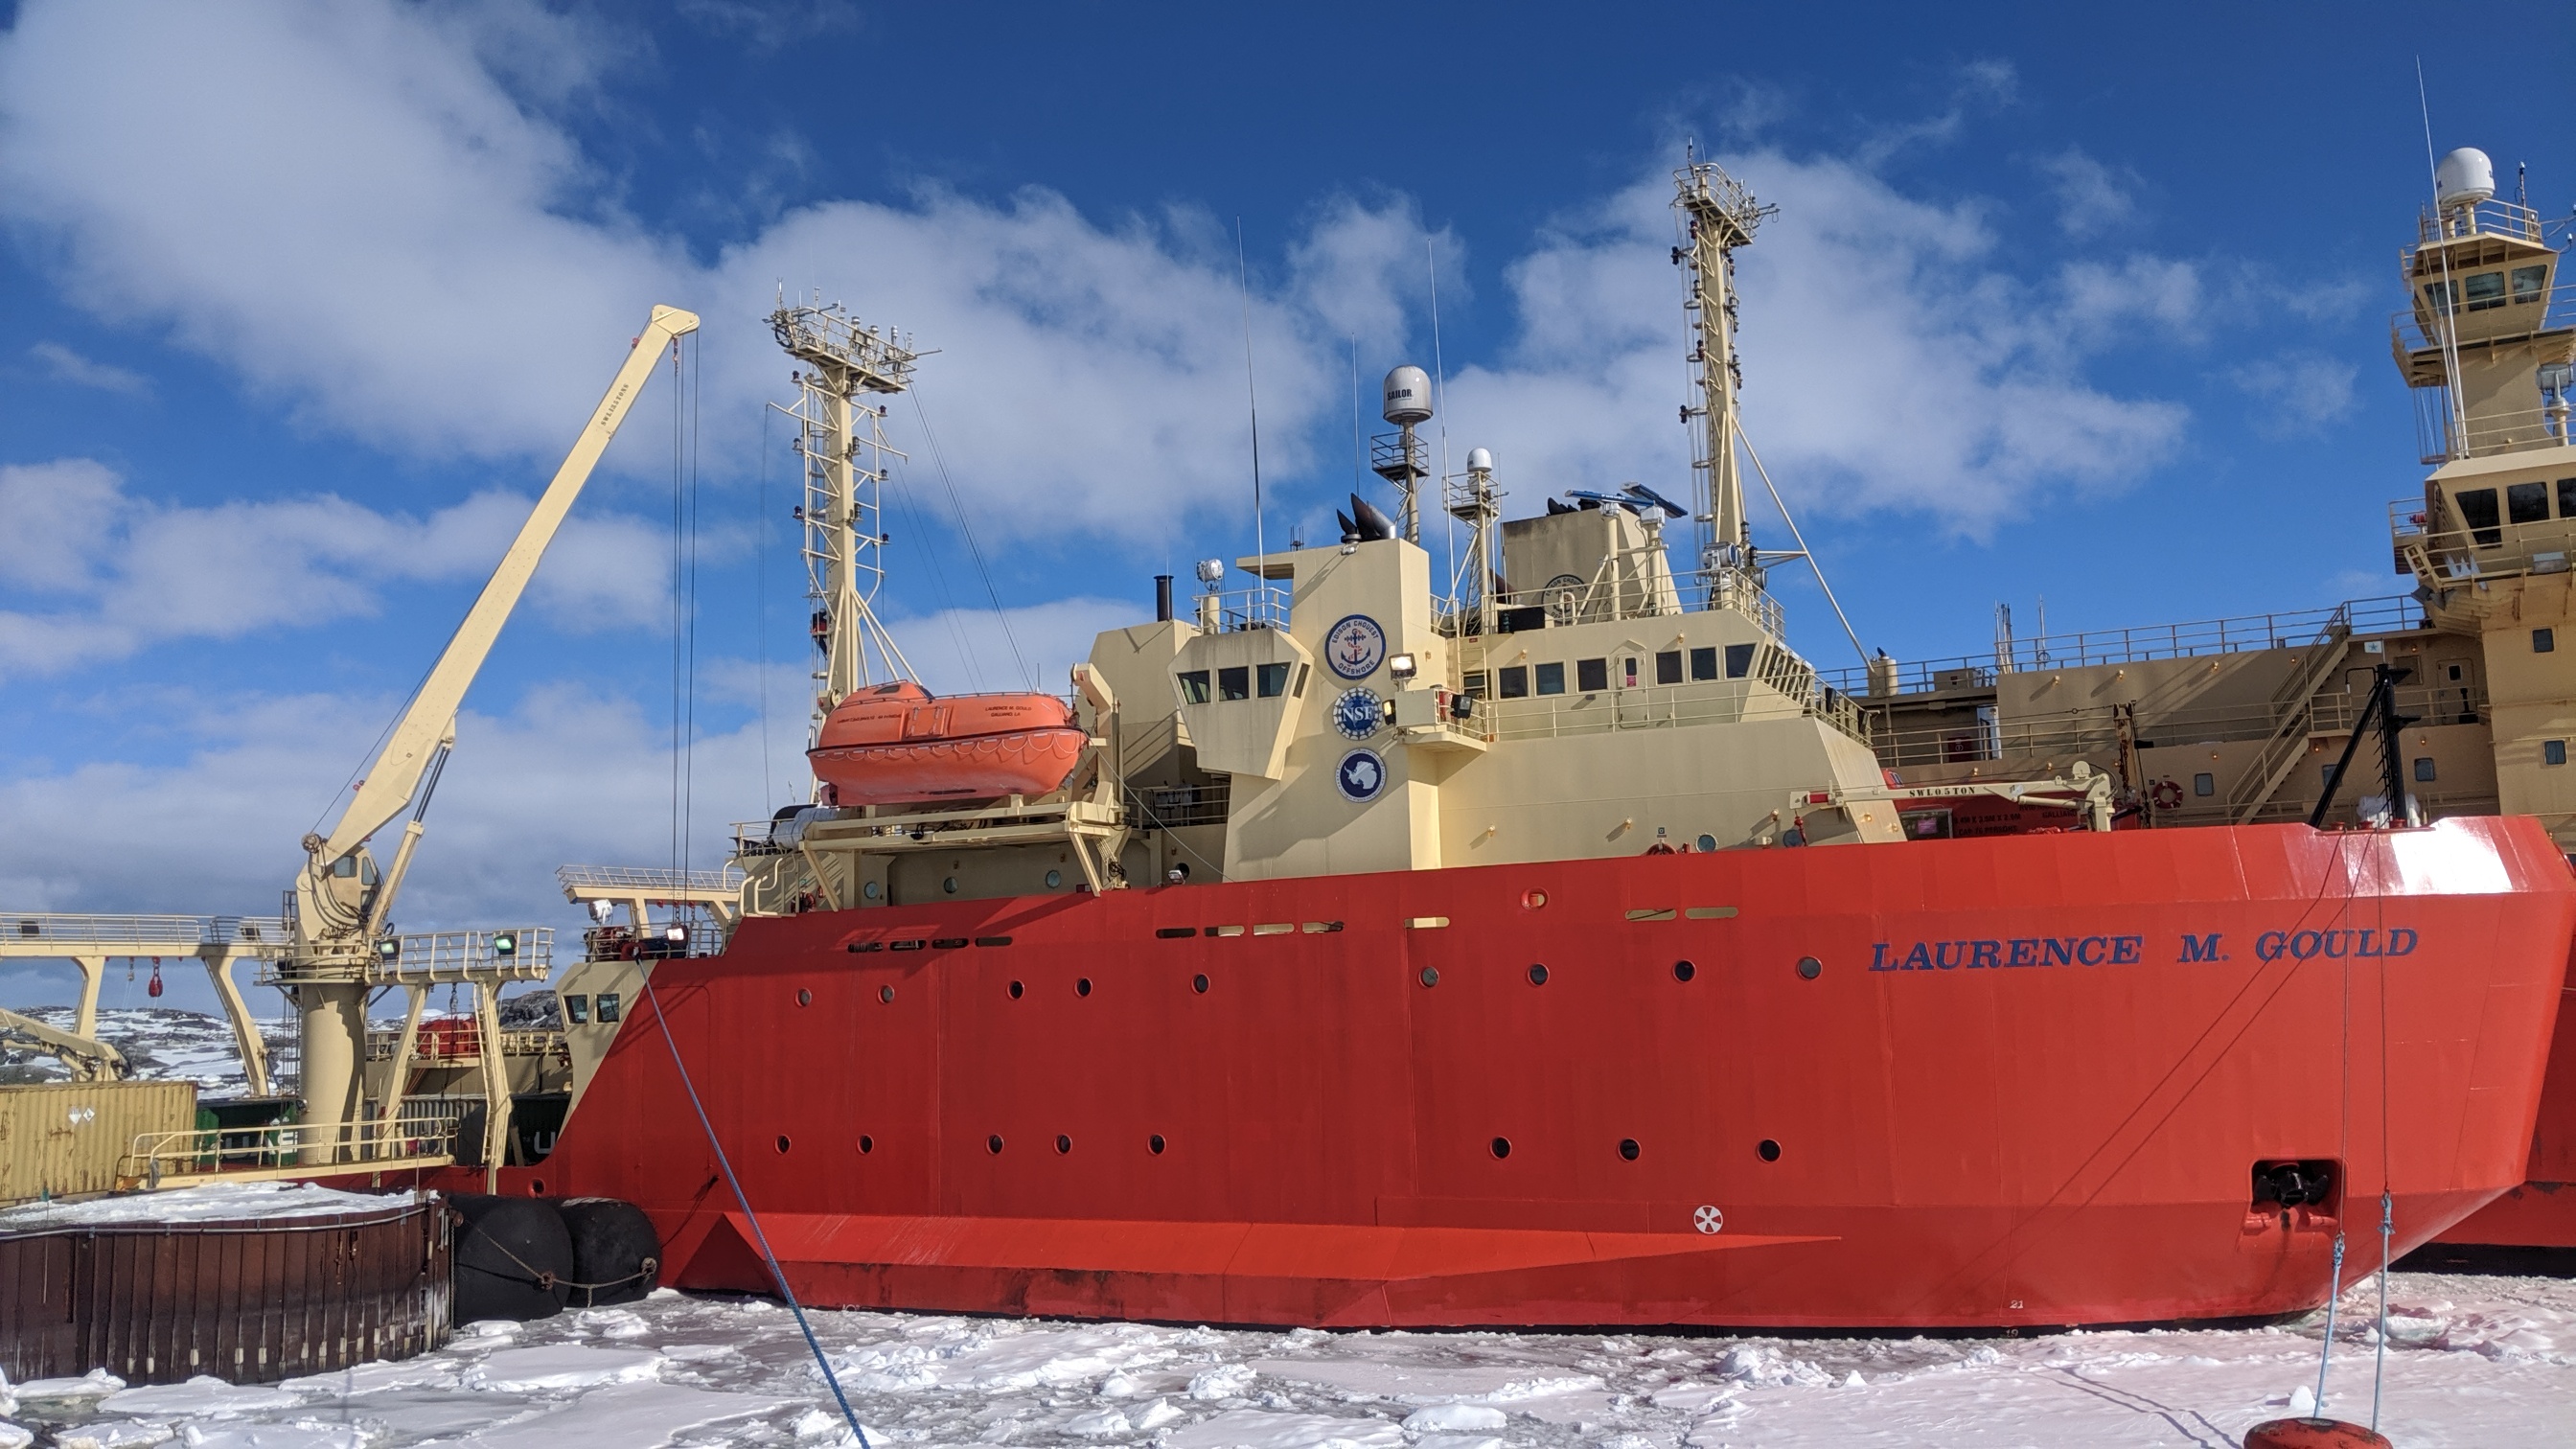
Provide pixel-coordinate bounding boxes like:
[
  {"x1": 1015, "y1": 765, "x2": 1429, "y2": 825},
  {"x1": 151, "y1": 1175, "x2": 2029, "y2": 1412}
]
[{"x1": 1238, "y1": 219, "x2": 1267, "y2": 580}]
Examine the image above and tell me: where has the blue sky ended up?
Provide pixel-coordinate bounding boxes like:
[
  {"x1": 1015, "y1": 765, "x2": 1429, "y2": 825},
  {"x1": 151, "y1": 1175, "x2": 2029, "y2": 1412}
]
[{"x1": 3, "y1": 0, "x2": 2570, "y2": 1015}]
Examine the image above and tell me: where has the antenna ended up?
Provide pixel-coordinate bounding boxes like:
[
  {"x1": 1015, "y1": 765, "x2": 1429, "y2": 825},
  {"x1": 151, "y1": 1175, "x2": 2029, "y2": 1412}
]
[
  {"x1": 1428, "y1": 238, "x2": 1456, "y2": 582},
  {"x1": 1236, "y1": 219, "x2": 1267, "y2": 585}
]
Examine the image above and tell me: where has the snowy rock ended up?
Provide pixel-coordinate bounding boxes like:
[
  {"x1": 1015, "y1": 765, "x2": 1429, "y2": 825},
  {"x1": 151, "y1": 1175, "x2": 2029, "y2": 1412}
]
[
  {"x1": 460, "y1": 1345, "x2": 662, "y2": 1392},
  {"x1": 100, "y1": 1377, "x2": 300, "y2": 1417},
  {"x1": 1401, "y1": 1404, "x2": 1506, "y2": 1432}
]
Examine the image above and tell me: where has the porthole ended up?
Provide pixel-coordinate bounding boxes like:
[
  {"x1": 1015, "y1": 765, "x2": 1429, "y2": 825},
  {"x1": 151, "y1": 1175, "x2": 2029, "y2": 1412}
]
[
  {"x1": 1056, "y1": 1135, "x2": 1072, "y2": 1155},
  {"x1": 943, "y1": 876, "x2": 959, "y2": 894},
  {"x1": 1673, "y1": 960, "x2": 1696, "y2": 982},
  {"x1": 1527, "y1": 963, "x2": 1549, "y2": 985},
  {"x1": 1192, "y1": 973, "x2": 1210, "y2": 994},
  {"x1": 1619, "y1": 1138, "x2": 1641, "y2": 1162},
  {"x1": 1008, "y1": 979, "x2": 1024, "y2": 1000},
  {"x1": 987, "y1": 1134, "x2": 1005, "y2": 1155},
  {"x1": 795, "y1": 988, "x2": 812, "y2": 1007},
  {"x1": 1696, "y1": 834, "x2": 1716, "y2": 853},
  {"x1": 1521, "y1": 889, "x2": 1549, "y2": 909},
  {"x1": 1419, "y1": 967, "x2": 1439, "y2": 987},
  {"x1": 858, "y1": 1135, "x2": 874, "y2": 1154},
  {"x1": 774, "y1": 1135, "x2": 792, "y2": 1155},
  {"x1": 879, "y1": 984, "x2": 895, "y2": 1003},
  {"x1": 530, "y1": 1179, "x2": 545, "y2": 1195},
  {"x1": 1046, "y1": 869, "x2": 1063, "y2": 888},
  {"x1": 1076, "y1": 978, "x2": 1093, "y2": 997},
  {"x1": 1758, "y1": 1138, "x2": 1782, "y2": 1162},
  {"x1": 862, "y1": 881, "x2": 882, "y2": 900},
  {"x1": 1148, "y1": 1134, "x2": 1167, "y2": 1155},
  {"x1": 1490, "y1": 1137, "x2": 1512, "y2": 1159},
  {"x1": 1796, "y1": 956, "x2": 1822, "y2": 980}
]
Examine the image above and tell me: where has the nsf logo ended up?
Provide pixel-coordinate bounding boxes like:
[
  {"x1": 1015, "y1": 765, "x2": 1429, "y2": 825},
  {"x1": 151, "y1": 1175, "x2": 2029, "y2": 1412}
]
[
  {"x1": 1332, "y1": 686, "x2": 1384, "y2": 741},
  {"x1": 1336, "y1": 748, "x2": 1387, "y2": 802}
]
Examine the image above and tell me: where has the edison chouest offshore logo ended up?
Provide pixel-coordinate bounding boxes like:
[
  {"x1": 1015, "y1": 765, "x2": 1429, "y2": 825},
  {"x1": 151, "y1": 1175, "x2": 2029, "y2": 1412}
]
[
  {"x1": 1868, "y1": 926, "x2": 2423, "y2": 972},
  {"x1": 1325, "y1": 614, "x2": 1387, "y2": 679}
]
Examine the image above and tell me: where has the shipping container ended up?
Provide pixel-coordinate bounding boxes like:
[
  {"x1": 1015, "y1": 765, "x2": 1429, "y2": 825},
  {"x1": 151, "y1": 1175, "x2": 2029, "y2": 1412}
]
[{"x1": 0, "y1": 1081, "x2": 196, "y2": 1206}]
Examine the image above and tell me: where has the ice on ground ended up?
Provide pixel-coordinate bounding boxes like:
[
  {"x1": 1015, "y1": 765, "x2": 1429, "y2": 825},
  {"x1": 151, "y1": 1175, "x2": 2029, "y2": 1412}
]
[
  {"x1": 460, "y1": 1345, "x2": 662, "y2": 1392},
  {"x1": 8, "y1": 1271, "x2": 2576, "y2": 1448},
  {"x1": 0, "y1": 1421, "x2": 30, "y2": 1449},
  {"x1": 16, "y1": 1368, "x2": 125, "y2": 1405},
  {"x1": 97, "y1": 1378, "x2": 299, "y2": 1417},
  {"x1": 1168, "y1": 1408, "x2": 1407, "y2": 1449},
  {"x1": 0, "y1": 1182, "x2": 418, "y2": 1232},
  {"x1": 173, "y1": 1424, "x2": 369, "y2": 1449}
]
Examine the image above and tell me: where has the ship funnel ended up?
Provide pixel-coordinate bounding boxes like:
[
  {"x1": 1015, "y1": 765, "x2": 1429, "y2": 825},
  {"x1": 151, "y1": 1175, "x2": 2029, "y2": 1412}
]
[
  {"x1": 2436, "y1": 148, "x2": 2496, "y2": 211},
  {"x1": 1382, "y1": 365, "x2": 1434, "y2": 426}
]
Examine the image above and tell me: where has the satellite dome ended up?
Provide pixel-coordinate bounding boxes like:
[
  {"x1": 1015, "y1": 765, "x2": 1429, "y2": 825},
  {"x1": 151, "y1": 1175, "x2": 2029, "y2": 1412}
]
[
  {"x1": 2436, "y1": 148, "x2": 2496, "y2": 210},
  {"x1": 1194, "y1": 558, "x2": 1226, "y2": 585},
  {"x1": 1466, "y1": 447, "x2": 1494, "y2": 472},
  {"x1": 1382, "y1": 366, "x2": 1434, "y2": 426}
]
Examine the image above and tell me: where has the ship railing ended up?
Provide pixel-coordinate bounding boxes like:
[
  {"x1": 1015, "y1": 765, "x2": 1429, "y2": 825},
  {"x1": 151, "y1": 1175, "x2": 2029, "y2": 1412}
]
[
  {"x1": 364, "y1": 1024, "x2": 567, "y2": 1062},
  {"x1": 2404, "y1": 394, "x2": 2576, "y2": 465},
  {"x1": 581, "y1": 920, "x2": 724, "y2": 962},
  {"x1": 116, "y1": 1113, "x2": 461, "y2": 1189},
  {"x1": 257, "y1": 927, "x2": 552, "y2": 987},
  {"x1": 1462, "y1": 566, "x2": 1778, "y2": 639},
  {"x1": 1476, "y1": 672, "x2": 1867, "y2": 748},
  {"x1": 0, "y1": 913, "x2": 292, "y2": 956},
  {"x1": 1865, "y1": 682, "x2": 2491, "y2": 772},
  {"x1": 1193, "y1": 585, "x2": 1290, "y2": 633},
  {"x1": 1124, "y1": 780, "x2": 1231, "y2": 830},
  {"x1": 2412, "y1": 196, "x2": 2548, "y2": 246},
  {"x1": 2392, "y1": 279, "x2": 2573, "y2": 347},
  {"x1": 555, "y1": 863, "x2": 745, "y2": 897},
  {"x1": 1822, "y1": 596, "x2": 2423, "y2": 698},
  {"x1": 2391, "y1": 499, "x2": 2576, "y2": 586}
]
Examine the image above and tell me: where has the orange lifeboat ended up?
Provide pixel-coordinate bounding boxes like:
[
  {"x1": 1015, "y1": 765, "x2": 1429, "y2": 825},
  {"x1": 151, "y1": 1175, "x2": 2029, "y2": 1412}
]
[{"x1": 807, "y1": 680, "x2": 1084, "y2": 807}]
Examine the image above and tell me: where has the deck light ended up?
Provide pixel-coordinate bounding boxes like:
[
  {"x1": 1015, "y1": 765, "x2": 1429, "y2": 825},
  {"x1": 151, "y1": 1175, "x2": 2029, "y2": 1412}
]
[
  {"x1": 1389, "y1": 653, "x2": 1417, "y2": 682},
  {"x1": 493, "y1": 932, "x2": 518, "y2": 955}
]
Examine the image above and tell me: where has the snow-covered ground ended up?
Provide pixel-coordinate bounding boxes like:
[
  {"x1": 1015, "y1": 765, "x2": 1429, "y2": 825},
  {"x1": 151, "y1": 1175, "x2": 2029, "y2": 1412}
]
[
  {"x1": 3, "y1": 1005, "x2": 296, "y2": 1095},
  {"x1": 3, "y1": 1273, "x2": 2570, "y2": 1448}
]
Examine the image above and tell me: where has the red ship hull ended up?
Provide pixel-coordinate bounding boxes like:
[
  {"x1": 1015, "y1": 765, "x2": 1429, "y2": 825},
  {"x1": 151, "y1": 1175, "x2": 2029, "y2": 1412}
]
[{"x1": 494, "y1": 816, "x2": 2574, "y2": 1328}]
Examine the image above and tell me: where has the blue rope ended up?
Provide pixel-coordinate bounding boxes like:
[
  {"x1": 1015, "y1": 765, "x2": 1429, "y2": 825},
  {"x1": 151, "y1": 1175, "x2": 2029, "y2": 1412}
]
[{"x1": 642, "y1": 973, "x2": 870, "y2": 1448}]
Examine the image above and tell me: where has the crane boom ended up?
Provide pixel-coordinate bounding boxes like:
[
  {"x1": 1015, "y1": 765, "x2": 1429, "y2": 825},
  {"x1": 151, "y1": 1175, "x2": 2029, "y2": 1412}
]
[{"x1": 310, "y1": 305, "x2": 701, "y2": 872}]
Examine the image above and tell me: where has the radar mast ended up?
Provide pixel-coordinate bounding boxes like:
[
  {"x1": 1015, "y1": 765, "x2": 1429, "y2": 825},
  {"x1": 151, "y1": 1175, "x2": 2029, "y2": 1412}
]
[{"x1": 1673, "y1": 157, "x2": 1777, "y2": 601}]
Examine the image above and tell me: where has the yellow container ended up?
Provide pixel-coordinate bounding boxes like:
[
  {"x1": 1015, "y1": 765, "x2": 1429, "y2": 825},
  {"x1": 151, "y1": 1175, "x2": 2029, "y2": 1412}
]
[{"x1": 0, "y1": 1081, "x2": 198, "y2": 1206}]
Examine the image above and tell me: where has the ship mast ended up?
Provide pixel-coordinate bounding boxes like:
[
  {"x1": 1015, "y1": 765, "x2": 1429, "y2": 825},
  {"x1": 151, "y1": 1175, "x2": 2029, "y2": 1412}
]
[
  {"x1": 1673, "y1": 157, "x2": 1777, "y2": 598},
  {"x1": 770, "y1": 297, "x2": 922, "y2": 742}
]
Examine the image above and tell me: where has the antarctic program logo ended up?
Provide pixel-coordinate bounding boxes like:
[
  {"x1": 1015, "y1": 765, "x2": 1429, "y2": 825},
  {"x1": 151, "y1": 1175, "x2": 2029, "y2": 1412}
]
[{"x1": 1337, "y1": 748, "x2": 1386, "y2": 802}]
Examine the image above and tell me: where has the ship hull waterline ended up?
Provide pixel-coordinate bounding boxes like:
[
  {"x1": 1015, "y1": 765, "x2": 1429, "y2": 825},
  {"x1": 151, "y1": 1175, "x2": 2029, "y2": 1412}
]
[{"x1": 486, "y1": 816, "x2": 2575, "y2": 1330}]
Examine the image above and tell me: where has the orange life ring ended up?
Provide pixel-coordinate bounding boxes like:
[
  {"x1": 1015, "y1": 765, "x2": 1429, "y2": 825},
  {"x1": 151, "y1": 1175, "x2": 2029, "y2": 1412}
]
[{"x1": 2150, "y1": 778, "x2": 2185, "y2": 812}]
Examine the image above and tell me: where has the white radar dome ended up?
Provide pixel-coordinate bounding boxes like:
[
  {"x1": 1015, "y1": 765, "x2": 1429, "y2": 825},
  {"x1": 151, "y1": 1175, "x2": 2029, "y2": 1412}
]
[
  {"x1": 1382, "y1": 365, "x2": 1434, "y2": 426},
  {"x1": 1194, "y1": 558, "x2": 1226, "y2": 585},
  {"x1": 2436, "y1": 148, "x2": 2496, "y2": 210},
  {"x1": 1466, "y1": 446, "x2": 1494, "y2": 472}
]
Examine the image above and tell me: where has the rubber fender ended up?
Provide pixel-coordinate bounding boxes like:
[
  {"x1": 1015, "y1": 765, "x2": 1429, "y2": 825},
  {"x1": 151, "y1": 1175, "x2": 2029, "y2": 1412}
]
[
  {"x1": 448, "y1": 1193, "x2": 573, "y2": 1323},
  {"x1": 555, "y1": 1196, "x2": 663, "y2": 1307},
  {"x1": 2242, "y1": 1419, "x2": 2393, "y2": 1449}
]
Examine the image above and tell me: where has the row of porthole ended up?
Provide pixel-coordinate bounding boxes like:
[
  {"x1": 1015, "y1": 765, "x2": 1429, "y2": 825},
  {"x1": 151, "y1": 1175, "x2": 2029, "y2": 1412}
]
[
  {"x1": 1415, "y1": 957, "x2": 1820, "y2": 987},
  {"x1": 776, "y1": 1132, "x2": 1782, "y2": 1163}
]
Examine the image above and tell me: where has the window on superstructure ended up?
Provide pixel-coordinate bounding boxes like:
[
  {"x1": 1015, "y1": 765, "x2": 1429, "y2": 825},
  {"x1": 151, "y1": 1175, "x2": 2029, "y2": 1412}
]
[
  {"x1": 2508, "y1": 482, "x2": 2549, "y2": 525},
  {"x1": 1656, "y1": 650, "x2": 1684, "y2": 684},
  {"x1": 1178, "y1": 670, "x2": 1211, "y2": 704},
  {"x1": 1462, "y1": 671, "x2": 1488, "y2": 698},
  {"x1": 1498, "y1": 666, "x2": 1530, "y2": 699},
  {"x1": 2424, "y1": 280, "x2": 2458, "y2": 312},
  {"x1": 2558, "y1": 478, "x2": 2576, "y2": 518},
  {"x1": 1576, "y1": 658, "x2": 1608, "y2": 692},
  {"x1": 1256, "y1": 662, "x2": 1290, "y2": 698},
  {"x1": 1535, "y1": 662, "x2": 1567, "y2": 696},
  {"x1": 595, "y1": 992, "x2": 621, "y2": 1024},
  {"x1": 2537, "y1": 628, "x2": 2556, "y2": 654},
  {"x1": 564, "y1": 994, "x2": 589, "y2": 1024},
  {"x1": 2464, "y1": 271, "x2": 2507, "y2": 310},
  {"x1": 2193, "y1": 772, "x2": 2215, "y2": 796},
  {"x1": 1218, "y1": 667, "x2": 1250, "y2": 701},
  {"x1": 2546, "y1": 740, "x2": 2568, "y2": 767},
  {"x1": 2414, "y1": 757, "x2": 2437, "y2": 783},
  {"x1": 2511, "y1": 265, "x2": 2549, "y2": 303},
  {"x1": 1293, "y1": 663, "x2": 1310, "y2": 697},
  {"x1": 1723, "y1": 643, "x2": 1757, "y2": 678},
  {"x1": 2455, "y1": 488, "x2": 2503, "y2": 547},
  {"x1": 1689, "y1": 647, "x2": 1718, "y2": 680}
]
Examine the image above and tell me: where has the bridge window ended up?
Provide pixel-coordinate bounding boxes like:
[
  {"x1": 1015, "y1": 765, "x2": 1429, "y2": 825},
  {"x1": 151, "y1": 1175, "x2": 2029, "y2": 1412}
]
[
  {"x1": 2414, "y1": 757, "x2": 2437, "y2": 783},
  {"x1": 1498, "y1": 665, "x2": 1530, "y2": 699},
  {"x1": 2509, "y1": 482, "x2": 2549, "y2": 525},
  {"x1": 1656, "y1": 650, "x2": 1684, "y2": 684},
  {"x1": 1576, "y1": 658, "x2": 1608, "y2": 692},
  {"x1": 2512, "y1": 265, "x2": 2549, "y2": 303},
  {"x1": 1178, "y1": 670, "x2": 1210, "y2": 704},
  {"x1": 1256, "y1": 662, "x2": 1291, "y2": 698},
  {"x1": 2559, "y1": 478, "x2": 2575, "y2": 518},
  {"x1": 1535, "y1": 662, "x2": 1567, "y2": 696},
  {"x1": 2464, "y1": 271, "x2": 2507, "y2": 310},
  {"x1": 595, "y1": 992, "x2": 621, "y2": 1024},
  {"x1": 564, "y1": 995, "x2": 589, "y2": 1024},
  {"x1": 1218, "y1": 666, "x2": 1250, "y2": 701},
  {"x1": 1724, "y1": 643, "x2": 1757, "y2": 678},
  {"x1": 2455, "y1": 488, "x2": 2502, "y2": 547},
  {"x1": 1462, "y1": 671, "x2": 1488, "y2": 698},
  {"x1": 1690, "y1": 647, "x2": 1718, "y2": 680}
]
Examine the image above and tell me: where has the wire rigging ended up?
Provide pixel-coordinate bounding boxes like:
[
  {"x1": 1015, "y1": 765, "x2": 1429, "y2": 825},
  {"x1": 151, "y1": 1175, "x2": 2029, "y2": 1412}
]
[{"x1": 905, "y1": 383, "x2": 1031, "y2": 691}]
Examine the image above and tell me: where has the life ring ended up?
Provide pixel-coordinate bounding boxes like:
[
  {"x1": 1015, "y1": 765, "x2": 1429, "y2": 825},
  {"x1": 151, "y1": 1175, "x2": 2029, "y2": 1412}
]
[{"x1": 2149, "y1": 778, "x2": 2185, "y2": 812}]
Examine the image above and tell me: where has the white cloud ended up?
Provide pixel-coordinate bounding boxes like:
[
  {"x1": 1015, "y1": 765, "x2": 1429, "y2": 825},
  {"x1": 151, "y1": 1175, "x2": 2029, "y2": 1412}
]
[
  {"x1": 0, "y1": 458, "x2": 687, "y2": 676},
  {"x1": 1439, "y1": 151, "x2": 2191, "y2": 538},
  {"x1": 2231, "y1": 353, "x2": 2359, "y2": 436},
  {"x1": 28, "y1": 340, "x2": 151, "y2": 395},
  {"x1": 2035, "y1": 148, "x2": 2143, "y2": 240},
  {"x1": 886, "y1": 596, "x2": 1144, "y2": 698}
]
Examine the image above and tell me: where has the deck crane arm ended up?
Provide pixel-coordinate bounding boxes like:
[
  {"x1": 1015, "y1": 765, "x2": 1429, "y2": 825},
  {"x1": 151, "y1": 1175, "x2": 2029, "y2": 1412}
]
[{"x1": 292, "y1": 305, "x2": 701, "y2": 955}]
